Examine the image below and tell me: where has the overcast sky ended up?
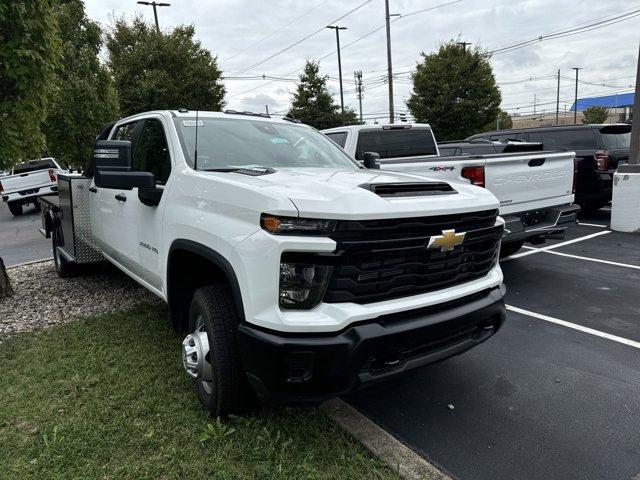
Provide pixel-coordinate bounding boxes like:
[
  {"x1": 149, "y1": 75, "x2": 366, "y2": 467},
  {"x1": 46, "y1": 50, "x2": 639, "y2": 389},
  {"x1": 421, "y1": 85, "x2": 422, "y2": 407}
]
[{"x1": 85, "y1": 0, "x2": 639, "y2": 123}]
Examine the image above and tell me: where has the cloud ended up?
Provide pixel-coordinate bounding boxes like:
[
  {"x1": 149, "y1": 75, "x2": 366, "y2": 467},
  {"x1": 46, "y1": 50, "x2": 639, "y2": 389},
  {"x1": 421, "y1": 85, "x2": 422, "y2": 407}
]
[{"x1": 84, "y1": 0, "x2": 637, "y2": 121}]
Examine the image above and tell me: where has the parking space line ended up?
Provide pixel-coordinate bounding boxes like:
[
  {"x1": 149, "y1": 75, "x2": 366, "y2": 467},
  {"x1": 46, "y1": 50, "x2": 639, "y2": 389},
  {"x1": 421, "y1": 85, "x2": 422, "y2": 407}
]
[
  {"x1": 506, "y1": 305, "x2": 640, "y2": 350},
  {"x1": 502, "y1": 230, "x2": 612, "y2": 261},
  {"x1": 577, "y1": 222, "x2": 608, "y2": 228},
  {"x1": 541, "y1": 249, "x2": 640, "y2": 270}
]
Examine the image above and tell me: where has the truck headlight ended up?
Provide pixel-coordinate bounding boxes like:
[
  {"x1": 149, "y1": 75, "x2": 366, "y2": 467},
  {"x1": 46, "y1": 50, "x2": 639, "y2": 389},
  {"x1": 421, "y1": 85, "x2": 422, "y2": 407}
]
[
  {"x1": 279, "y1": 262, "x2": 332, "y2": 309},
  {"x1": 261, "y1": 214, "x2": 336, "y2": 236}
]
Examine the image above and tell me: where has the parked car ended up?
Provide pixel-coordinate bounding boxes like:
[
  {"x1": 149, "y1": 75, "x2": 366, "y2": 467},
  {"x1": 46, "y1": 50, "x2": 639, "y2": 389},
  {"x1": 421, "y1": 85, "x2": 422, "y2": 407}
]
[
  {"x1": 39, "y1": 110, "x2": 506, "y2": 416},
  {"x1": 466, "y1": 124, "x2": 632, "y2": 212},
  {"x1": 323, "y1": 124, "x2": 578, "y2": 257},
  {"x1": 0, "y1": 157, "x2": 67, "y2": 216},
  {"x1": 437, "y1": 139, "x2": 543, "y2": 156}
]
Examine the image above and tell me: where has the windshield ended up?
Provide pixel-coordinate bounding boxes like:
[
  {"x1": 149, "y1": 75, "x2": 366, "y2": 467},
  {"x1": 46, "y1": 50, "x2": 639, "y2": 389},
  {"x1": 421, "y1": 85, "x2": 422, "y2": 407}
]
[
  {"x1": 174, "y1": 117, "x2": 360, "y2": 171},
  {"x1": 13, "y1": 159, "x2": 57, "y2": 174},
  {"x1": 601, "y1": 132, "x2": 630, "y2": 150}
]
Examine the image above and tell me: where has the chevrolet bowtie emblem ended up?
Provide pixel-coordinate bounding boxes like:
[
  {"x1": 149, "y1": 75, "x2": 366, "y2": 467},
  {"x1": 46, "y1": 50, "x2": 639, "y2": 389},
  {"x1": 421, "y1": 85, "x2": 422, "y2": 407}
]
[{"x1": 428, "y1": 229, "x2": 466, "y2": 252}]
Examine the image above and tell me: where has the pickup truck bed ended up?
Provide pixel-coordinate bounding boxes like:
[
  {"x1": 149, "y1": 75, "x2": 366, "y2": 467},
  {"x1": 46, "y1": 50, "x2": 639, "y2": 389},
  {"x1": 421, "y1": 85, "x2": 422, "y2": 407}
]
[{"x1": 1, "y1": 158, "x2": 66, "y2": 216}]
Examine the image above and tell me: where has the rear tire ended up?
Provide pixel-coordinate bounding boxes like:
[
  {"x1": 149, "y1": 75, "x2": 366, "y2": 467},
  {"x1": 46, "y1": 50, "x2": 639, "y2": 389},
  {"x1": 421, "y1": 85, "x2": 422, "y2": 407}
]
[
  {"x1": 188, "y1": 285, "x2": 256, "y2": 417},
  {"x1": 52, "y1": 228, "x2": 76, "y2": 278},
  {"x1": 500, "y1": 240, "x2": 525, "y2": 258},
  {"x1": 7, "y1": 202, "x2": 23, "y2": 216}
]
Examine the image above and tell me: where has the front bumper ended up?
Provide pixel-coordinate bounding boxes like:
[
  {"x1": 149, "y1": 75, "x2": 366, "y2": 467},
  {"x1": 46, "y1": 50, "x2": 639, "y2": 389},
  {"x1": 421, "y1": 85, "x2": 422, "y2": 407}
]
[
  {"x1": 238, "y1": 286, "x2": 505, "y2": 405},
  {"x1": 502, "y1": 203, "x2": 580, "y2": 244}
]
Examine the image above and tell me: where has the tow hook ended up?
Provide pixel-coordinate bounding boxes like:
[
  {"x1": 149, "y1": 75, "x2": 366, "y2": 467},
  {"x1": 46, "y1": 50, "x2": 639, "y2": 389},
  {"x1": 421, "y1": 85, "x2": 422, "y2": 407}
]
[{"x1": 182, "y1": 331, "x2": 210, "y2": 379}]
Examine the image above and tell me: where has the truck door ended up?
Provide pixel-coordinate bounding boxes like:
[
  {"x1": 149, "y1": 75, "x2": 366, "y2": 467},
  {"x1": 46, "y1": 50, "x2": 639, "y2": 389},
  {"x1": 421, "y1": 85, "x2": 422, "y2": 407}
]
[
  {"x1": 90, "y1": 120, "x2": 140, "y2": 262},
  {"x1": 123, "y1": 117, "x2": 173, "y2": 289}
]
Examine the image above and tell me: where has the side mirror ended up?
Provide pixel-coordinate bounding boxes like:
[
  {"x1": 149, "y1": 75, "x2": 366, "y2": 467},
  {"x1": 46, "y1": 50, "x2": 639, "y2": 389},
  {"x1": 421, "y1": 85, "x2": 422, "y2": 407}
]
[
  {"x1": 93, "y1": 140, "x2": 132, "y2": 171},
  {"x1": 363, "y1": 151, "x2": 380, "y2": 169},
  {"x1": 94, "y1": 170, "x2": 156, "y2": 190}
]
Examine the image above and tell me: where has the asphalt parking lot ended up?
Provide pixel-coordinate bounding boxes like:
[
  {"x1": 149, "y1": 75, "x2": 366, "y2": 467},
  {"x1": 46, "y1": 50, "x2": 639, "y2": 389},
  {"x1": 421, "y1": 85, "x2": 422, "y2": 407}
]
[
  {"x1": 2, "y1": 204, "x2": 639, "y2": 479},
  {"x1": 347, "y1": 207, "x2": 640, "y2": 480},
  {"x1": 0, "y1": 203, "x2": 52, "y2": 266}
]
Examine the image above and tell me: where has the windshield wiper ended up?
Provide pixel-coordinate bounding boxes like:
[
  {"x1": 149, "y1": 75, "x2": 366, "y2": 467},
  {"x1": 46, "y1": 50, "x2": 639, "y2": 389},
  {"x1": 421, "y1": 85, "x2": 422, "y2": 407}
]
[{"x1": 203, "y1": 166, "x2": 276, "y2": 176}]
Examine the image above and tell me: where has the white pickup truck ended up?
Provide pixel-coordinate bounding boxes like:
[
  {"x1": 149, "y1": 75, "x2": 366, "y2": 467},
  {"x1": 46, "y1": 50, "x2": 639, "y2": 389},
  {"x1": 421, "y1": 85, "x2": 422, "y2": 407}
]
[
  {"x1": 39, "y1": 110, "x2": 506, "y2": 416},
  {"x1": 323, "y1": 124, "x2": 579, "y2": 257},
  {"x1": 0, "y1": 157, "x2": 67, "y2": 216}
]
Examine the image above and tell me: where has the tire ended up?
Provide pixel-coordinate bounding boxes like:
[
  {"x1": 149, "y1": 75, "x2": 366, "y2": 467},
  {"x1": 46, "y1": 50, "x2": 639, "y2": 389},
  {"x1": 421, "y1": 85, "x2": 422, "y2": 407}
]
[
  {"x1": 188, "y1": 285, "x2": 256, "y2": 417},
  {"x1": 7, "y1": 202, "x2": 23, "y2": 216},
  {"x1": 52, "y1": 227, "x2": 76, "y2": 278},
  {"x1": 500, "y1": 240, "x2": 525, "y2": 258}
]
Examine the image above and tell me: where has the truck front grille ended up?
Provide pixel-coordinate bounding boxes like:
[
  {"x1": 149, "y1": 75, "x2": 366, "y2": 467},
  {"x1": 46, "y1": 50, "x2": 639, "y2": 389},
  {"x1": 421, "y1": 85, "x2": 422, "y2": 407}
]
[{"x1": 323, "y1": 210, "x2": 501, "y2": 304}]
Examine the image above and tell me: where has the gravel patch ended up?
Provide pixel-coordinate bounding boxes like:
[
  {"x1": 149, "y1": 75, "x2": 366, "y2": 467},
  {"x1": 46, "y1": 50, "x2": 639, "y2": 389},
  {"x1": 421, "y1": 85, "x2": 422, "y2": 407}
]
[{"x1": 0, "y1": 260, "x2": 162, "y2": 337}]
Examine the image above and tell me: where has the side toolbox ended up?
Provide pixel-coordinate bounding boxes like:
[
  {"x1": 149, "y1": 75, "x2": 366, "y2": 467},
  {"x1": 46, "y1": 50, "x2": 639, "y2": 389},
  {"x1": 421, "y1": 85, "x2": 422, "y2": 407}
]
[{"x1": 42, "y1": 175, "x2": 104, "y2": 264}]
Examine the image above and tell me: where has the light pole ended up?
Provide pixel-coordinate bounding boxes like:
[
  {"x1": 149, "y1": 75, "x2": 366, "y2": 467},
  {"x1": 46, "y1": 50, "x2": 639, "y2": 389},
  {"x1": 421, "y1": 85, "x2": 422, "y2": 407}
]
[
  {"x1": 137, "y1": 1, "x2": 170, "y2": 34},
  {"x1": 326, "y1": 25, "x2": 347, "y2": 125},
  {"x1": 384, "y1": 1, "x2": 400, "y2": 124},
  {"x1": 555, "y1": 69, "x2": 560, "y2": 125},
  {"x1": 572, "y1": 67, "x2": 582, "y2": 124}
]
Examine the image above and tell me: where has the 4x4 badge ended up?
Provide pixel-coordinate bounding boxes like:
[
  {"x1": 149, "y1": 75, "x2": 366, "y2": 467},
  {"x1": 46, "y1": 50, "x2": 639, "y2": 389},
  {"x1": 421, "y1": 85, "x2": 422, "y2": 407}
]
[{"x1": 428, "y1": 229, "x2": 466, "y2": 252}]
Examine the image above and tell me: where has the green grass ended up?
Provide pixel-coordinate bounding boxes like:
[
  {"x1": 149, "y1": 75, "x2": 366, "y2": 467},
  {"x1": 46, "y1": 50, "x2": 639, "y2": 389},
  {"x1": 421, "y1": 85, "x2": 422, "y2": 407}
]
[{"x1": 0, "y1": 305, "x2": 398, "y2": 480}]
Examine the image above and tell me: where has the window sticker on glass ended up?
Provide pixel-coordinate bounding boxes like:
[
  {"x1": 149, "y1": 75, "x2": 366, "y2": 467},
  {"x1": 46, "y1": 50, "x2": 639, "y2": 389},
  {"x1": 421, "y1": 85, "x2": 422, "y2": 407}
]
[
  {"x1": 270, "y1": 137, "x2": 290, "y2": 144},
  {"x1": 183, "y1": 120, "x2": 205, "y2": 127}
]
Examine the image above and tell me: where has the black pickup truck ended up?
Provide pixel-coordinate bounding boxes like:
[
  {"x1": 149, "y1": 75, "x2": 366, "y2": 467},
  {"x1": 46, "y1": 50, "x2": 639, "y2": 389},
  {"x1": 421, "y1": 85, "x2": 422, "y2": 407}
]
[{"x1": 467, "y1": 124, "x2": 632, "y2": 212}]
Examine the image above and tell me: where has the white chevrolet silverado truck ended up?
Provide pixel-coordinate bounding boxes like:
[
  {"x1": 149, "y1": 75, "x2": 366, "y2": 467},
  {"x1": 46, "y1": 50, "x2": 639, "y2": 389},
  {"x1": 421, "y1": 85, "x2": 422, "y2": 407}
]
[
  {"x1": 323, "y1": 124, "x2": 579, "y2": 257},
  {"x1": 39, "y1": 110, "x2": 506, "y2": 416},
  {"x1": 1, "y1": 157, "x2": 67, "y2": 216}
]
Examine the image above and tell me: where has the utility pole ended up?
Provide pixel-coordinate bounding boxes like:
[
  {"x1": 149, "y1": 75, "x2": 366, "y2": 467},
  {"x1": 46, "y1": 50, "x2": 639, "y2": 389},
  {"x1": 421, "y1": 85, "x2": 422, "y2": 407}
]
[
  {"x1": 533, "y1": 94, "x2": 537, "y2": 115},
  {"x1": 572, "y1": 67, "x2": 582, "y2": 124},
  {"x1": 629, "y1": 43, "x2": 640, "y2": 164},
  {"x1": 555, "y1": 69, "x2": 561, "y2": 125},
  {"x1": 327, "y1": 25, "x2": 347, "y2": 125},
  {"x1": 457, "y1": 41, "x2": 472, "y2": 54},
  {"x1": 137, "y1": 1, "x2": 170, "y2": 33},
  {"x1": 265, "y1": 105, "x2": 269, "y2": 115},
  {"x1": 384, "y1": 0, "x2": 398, "y2": 124},
  {"x1": 354, "y1": 71, "x2": 364, "y2": 123}
]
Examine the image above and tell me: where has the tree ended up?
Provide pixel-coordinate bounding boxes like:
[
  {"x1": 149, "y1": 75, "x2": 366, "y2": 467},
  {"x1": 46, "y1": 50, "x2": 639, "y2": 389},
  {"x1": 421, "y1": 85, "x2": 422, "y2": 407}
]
[
  {"x1": 406, "y1": 41, "x2": 501, "y2": 141},
  {"x1": 582, "y1": 106, "x2": 608, "y2": 124},
  {"x1": 0, "y1": 0, "x2": 60, "y2": 170},
  {"x1": 42, "y1": 0, "x2": 119, "y2": 170},
  {"x1": 484, "y1": 109, "x2": 512, "y2": 132},
  {"x1": 287, "y1": 61, "x2": 359, "y2": 129},
  {"x1": 106, "y1": 18, "x2": 225, "y2": 117}
]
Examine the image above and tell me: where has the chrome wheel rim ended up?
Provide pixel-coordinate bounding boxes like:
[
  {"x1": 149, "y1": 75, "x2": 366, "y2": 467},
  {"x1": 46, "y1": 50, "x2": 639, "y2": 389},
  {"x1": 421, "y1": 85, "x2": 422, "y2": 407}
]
[{"x1": 182, "y1": 313, "x2": 214, "y2": 394}]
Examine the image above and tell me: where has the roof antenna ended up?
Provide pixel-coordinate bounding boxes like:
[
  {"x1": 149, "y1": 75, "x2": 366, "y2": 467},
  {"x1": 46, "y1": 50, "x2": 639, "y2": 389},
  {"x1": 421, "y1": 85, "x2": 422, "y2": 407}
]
[{"x1": 193, "y1": 109, "x2": 199, "y2": 171}]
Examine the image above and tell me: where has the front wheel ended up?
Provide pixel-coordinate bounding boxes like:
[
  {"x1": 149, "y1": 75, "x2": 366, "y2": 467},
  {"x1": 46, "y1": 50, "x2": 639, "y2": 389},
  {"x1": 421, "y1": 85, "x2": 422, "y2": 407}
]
[
  {"x1": 182, "y1": 285, "x2": 256, "y2": 417},
  {"x1": 499, "y1": 240, "x2": 526, "y2": 258},
  {"x1": 7, "y1": 202, "x2": 23, "y2": 216}
]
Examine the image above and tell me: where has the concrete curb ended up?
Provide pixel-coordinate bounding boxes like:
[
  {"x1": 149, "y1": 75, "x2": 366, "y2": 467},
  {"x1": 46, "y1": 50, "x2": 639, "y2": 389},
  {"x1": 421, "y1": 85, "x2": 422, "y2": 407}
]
[
  {"x1": 322, "y1": 398, "x2": 452, "y2": 480},
  {"x1": 6, "y1": 258, "x2": 53, "y2": 269}
]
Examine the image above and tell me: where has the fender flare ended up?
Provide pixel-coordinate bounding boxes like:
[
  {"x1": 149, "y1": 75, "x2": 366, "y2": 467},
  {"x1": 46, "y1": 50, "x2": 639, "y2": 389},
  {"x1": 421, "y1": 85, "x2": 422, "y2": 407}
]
[{"x1": 167, "y1": 239, "x2": 246, "y2": 321}]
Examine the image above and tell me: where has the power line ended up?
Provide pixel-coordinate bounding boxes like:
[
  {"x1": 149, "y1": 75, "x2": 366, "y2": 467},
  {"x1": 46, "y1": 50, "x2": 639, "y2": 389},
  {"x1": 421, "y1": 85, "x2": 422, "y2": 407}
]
[
  {"x1": 489, "y1": 8, "x2": 640, "y2": 55},
  {"x1": 224, "y1": 0, "x2": 331, "y2": 62},
  {"x1": 227, "y1": 0, "x2": 375, "y2": 77}
]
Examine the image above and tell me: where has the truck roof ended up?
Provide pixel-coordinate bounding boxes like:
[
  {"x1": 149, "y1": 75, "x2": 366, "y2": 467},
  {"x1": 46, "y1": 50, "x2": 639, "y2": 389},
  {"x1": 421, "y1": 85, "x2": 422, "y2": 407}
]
[
  {"x1": 114, "y1": 109, "x2": 303, "y2": 126},
  {"x1": 322, "y1": 123, "x2": 432, "y2": 133}
]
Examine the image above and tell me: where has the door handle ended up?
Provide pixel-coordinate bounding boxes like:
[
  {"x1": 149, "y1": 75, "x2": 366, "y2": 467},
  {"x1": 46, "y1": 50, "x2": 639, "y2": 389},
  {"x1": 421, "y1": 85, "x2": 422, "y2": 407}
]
[
  {"x1": 115, "y1": 193, "x2": 127, "y2": 202},
  {"x1": 89, "y1": 186, "x2": 97, "y2": 193},
  {"x1": 528, "y1": 158, "x2": 546, "y2": 167}
]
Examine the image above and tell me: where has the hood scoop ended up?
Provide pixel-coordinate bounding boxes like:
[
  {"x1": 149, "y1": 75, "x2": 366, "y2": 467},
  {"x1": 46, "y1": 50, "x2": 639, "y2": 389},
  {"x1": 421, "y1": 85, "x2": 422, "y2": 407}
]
[{"x1": 363, "y1": 182, "x2": 457, "y2": 197}]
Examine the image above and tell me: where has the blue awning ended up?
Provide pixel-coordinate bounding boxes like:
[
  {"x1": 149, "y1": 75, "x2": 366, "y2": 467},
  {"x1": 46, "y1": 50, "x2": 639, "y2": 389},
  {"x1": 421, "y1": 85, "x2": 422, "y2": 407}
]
[{"x1": 571, "y1": 92, "x2": 634, "y2": 111}]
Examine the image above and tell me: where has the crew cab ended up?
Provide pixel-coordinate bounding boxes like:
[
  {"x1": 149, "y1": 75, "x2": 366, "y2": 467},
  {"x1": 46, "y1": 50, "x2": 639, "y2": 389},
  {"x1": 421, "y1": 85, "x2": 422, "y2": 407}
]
[
  {"x1": 467, "y1": 124, "x2": 632, "y2": 212},
  {"x1": 0, "y1": 157, "x2": 67, "y2": 216},
  {"x1": 324, "y1": 124, "x2": 579, "y2": 257},
  {"x1": 39, "y1": 110, "x2": 506, "y2": 416}
]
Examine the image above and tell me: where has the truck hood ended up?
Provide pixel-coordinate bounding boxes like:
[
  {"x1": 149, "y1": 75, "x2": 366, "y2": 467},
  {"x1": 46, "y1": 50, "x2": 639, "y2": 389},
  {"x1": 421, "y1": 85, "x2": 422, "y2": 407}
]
[{"x1": 214, "y1": 168, "x2": 499, "y2": 220}]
